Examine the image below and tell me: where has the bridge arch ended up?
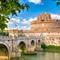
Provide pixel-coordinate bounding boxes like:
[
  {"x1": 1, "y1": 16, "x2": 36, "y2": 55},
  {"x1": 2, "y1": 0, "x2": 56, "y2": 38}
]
[
  {"x1": 17, "y1": 41, "x2": 26, "y2": 53},
  {"x1": 31, "y1": 40, "x2": 35, "y2": 46},
  {"x1": 0, "y1": 42, "x2": 10, "y2": 59}
]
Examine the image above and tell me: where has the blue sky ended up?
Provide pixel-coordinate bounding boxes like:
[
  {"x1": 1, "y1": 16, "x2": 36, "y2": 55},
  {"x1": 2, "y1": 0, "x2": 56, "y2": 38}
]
[{"x1": 7, "y1": 0, "x2": 60, "y2": 30}]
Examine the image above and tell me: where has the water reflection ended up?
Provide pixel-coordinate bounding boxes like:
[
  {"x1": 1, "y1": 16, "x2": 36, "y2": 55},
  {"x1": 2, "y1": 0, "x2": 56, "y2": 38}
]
[
  {"x1": 24, "y1": 52, "x2": 60, "y2": 60},
  {"x1": 0, "y1": 56, "x2": 8, "y2": 60},
  {"x1": 1, "y1": 52, "x2": 60, "y2": 60}
]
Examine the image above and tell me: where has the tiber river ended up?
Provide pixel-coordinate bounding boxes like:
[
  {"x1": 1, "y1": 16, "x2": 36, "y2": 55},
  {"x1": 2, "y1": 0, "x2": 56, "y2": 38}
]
[
  {"x1": 1, "y1": 52, "x2": 60, "y2": 60},
  {"x1": 23, "y1": 52, "x2": 60, "y2": 60}
]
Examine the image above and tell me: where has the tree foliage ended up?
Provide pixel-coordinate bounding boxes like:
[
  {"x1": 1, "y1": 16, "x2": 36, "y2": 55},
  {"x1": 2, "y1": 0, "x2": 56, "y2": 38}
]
[
  {"x1": 0, "y1": 0, "x2": 28, "y2": 31},
  {"x1": 41, "y1": 43, "x2": 47, "y2": 50},
  {"x1": 0, "y1": 0, "x2": 28, "y2": 15},
  {"x1": 56, "y1": 1, "x2": 60, "y2": 5},
  {"x1": 0, "y1": 15, "x2": 8, "y2": 31}
]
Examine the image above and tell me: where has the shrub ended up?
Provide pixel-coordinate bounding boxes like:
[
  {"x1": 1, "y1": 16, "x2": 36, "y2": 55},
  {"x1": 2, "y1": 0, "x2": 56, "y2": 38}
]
[
  {"x1": 41, "y1": 43, "x2": 47, "y2": 50},
  {"x1": 0, "y1": 32, "x2": 9, "y2": 36}
]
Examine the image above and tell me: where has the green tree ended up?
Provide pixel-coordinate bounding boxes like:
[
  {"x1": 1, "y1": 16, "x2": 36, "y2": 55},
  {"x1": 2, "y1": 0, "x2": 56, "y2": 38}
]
[
  {"x1": 41, "y1": 43, "x2": 47, "y2": 50},
  {"x1": 0, "y1": 0, "x2": 28, "y2": 15},
  {"x1": 56, "y1": 1, "x2": 60, "y2": 5},
  {"x1": 0, "y1": 15, "x2": 8, "y2": 31},
  {"x1": 0, "y1": 0, "x2": 28, "y2": 31}
]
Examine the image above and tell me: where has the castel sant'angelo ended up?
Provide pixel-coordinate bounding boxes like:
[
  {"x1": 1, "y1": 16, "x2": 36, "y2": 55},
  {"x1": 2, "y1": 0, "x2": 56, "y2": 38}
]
[
  {"x1": 29, "y1": 13, "x2": 60, "y2": 46},
  {"x1": 8, "y1": 13, "x2": 60, "y2": 46},
  {"x1": 30, "y1": 13, "x2": 60, "y2": 33}
]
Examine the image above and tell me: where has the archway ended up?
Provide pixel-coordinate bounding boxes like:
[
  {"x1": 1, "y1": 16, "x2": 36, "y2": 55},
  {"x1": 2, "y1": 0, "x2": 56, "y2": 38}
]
[
  {"x1": 38, "y1": 40, "x2": 40, "y2": 45},
  {"x1": 0, "y1": 44, "x2": 9, "y2": 60},
  {"x1": 31, "y1": 40, "x2": 35, "y2": 46},
  {"x1": 18, "y1": 41, "x2": 26, "y2": 52}
]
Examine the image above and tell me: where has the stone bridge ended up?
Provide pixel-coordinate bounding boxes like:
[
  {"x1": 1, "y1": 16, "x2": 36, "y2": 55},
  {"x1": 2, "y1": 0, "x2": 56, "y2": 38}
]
[{"x1": 0, "y1": 36, "x2": 41, "y2": 59}]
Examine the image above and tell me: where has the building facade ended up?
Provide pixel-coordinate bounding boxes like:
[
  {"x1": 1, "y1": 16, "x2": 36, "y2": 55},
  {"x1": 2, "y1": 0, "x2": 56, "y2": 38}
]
[{"x1": 29, "y1": 13, "x2": 60, "y2": 46}]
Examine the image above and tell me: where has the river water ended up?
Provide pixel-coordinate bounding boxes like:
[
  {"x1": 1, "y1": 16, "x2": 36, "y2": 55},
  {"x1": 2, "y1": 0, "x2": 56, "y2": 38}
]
[
  {"x1": 1, "y1": 52, "x2": 60, "y2": 60},
  {"x1": 23, "y1": 52, "x2": 60, "y2": 60}
]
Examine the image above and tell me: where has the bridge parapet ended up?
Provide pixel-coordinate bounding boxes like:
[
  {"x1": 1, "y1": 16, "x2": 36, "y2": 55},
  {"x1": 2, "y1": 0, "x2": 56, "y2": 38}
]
[
  {"x1": 0, "y1": 36, "x2": 12, "y2": 40},
  {"x1": 0, "y1": 35, "x2": 42, "y2": 58},
  {"x1": 17, "y1": 36, "x2": 41, "y2": 39}
]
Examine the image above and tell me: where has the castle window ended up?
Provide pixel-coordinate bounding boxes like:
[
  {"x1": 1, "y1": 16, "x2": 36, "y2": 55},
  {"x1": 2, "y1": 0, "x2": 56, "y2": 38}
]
[
  {"x1": 41, "y1": 17, "x2": 44, "y2": 22},
  {"x1": 41, "y1": 19, "x2": 44, "y2": 22},
  {"x1": 31, "y1": 40, "x2": 35, "y2": 46}
]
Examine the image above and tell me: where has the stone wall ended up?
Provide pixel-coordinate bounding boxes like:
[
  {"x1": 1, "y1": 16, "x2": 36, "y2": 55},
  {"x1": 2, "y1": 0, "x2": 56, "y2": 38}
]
[{"x1": 43, "y1": 33, "x2": 60, "y2": 46}]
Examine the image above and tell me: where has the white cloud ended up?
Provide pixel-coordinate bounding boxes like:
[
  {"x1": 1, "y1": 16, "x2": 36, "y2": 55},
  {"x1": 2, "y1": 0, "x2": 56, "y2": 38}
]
[
  {"x1": 7, "y1": 17, "x2": 21, "y2": 29},
  {"x1": 10, "y1": 18, "x2": 20, "y2": 23},
  {"x1": 51, "y1": 14, "x2": 60, "y2": 19},
  {"x1": 20, "y1": 26, "x2": 30, "y2": 30},
  {"x1": 28, "y1": 0, "x2": 41, "y2": 4},
  {"x1": 21, "y1": 19, "x2": 28, "y2": 25},
  {"x1": 7, "y1": 17, "x2": 20, "y2": 26},
  {"x1": 20, "y1": 17, "x2": 37, "y2": 30},
  {"x1": 29, "y1": 17, "x2": 37, "y2": 22},
  {"x1": 7, "y1": 17, "x2": 37, "y2": 30},
  {"x1": 21, "y1": 17, "x2": 37, "y2": 25},
  {"x1": 8, "y1": 21, "x2": 13, "y2": 25}
]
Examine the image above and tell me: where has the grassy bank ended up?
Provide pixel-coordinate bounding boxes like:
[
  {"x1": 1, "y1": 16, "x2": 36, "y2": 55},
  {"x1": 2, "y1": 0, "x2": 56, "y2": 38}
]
[
  {"x1": 44, "y1": 45, "x2": 60, "y2": 53},
  {"x1": 41, "y1": 43, "x2": 60, "y2": 53}
]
